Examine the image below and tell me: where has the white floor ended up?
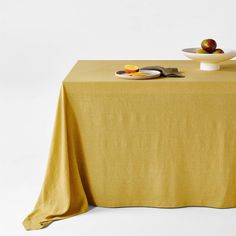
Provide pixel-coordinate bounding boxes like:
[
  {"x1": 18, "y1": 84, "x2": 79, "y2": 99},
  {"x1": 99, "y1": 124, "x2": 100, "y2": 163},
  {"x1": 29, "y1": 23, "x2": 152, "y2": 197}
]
[{"x1": 1, "y1": 57, "x2": 236, "y2": 236}]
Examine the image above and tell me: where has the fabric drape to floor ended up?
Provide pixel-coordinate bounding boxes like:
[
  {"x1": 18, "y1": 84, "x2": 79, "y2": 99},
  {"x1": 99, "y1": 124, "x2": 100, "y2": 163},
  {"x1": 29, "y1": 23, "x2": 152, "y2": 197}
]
[{"x1": 23, "y1": 60, "x2": 236, "y2": 230}]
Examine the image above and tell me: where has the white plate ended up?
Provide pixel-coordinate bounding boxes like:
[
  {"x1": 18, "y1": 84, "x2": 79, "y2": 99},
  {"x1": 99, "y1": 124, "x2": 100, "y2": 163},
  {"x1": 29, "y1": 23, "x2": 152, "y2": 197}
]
[
  {"x1": 115, "y1": 70, "x2": 161, "y2": 80},
  {"x1": 182, "y1": 48, "x2": 236, "y2": 71}
]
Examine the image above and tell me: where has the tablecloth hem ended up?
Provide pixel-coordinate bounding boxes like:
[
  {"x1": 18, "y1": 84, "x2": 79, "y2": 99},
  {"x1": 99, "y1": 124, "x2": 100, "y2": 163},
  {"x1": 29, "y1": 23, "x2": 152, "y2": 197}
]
[{"x1": 91, "y1": 201, "x2": 236, "y2": 209}]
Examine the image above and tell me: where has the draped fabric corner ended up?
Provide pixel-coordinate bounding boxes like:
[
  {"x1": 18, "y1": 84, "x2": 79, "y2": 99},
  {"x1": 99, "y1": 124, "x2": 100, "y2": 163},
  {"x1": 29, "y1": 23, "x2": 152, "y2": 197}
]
[{"x1": 23, "y1": 84, "x2": 88, "y2": 230}]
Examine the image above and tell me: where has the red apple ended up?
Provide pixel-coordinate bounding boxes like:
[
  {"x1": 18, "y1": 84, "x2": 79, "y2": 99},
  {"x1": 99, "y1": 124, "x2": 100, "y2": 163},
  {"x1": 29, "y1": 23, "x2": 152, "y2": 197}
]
[{"x1": 201, "y1": 39, "x2": 217, "y2": 53}]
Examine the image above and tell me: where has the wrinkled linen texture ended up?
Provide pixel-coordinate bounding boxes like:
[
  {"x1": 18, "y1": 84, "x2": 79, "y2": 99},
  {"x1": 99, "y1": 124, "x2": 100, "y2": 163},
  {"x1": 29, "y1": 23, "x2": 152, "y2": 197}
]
[{"x1": 23, "y1": 60, "x2": 236, "y2": 230}]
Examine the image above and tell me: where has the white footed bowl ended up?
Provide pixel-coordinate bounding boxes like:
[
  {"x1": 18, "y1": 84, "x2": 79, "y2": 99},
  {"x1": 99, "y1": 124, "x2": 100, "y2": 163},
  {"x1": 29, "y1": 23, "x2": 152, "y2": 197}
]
[{"x1": 182, "y1": 48, "x2": 236, "y2": 71}]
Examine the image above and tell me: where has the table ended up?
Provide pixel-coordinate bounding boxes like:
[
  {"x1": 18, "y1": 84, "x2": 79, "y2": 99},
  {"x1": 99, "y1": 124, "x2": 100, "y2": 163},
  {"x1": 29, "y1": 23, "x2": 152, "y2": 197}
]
[{"x1": 23, "y1": 60, "x2": 236, "y2": 230}]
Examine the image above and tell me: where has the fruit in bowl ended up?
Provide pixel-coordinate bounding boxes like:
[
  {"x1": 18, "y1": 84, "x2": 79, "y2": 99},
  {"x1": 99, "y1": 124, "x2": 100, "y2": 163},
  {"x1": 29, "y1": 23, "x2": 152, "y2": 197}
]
[
  {"x1": 195, "y1": 48, "x2": 208, "y2": 54},
  {"x1": 182, "y1": 38, "x2": 236, "y2": 71},
  {"x1": 201, "y1": 39, "x2": 217, "y2": 53},
  {"x1": 213, "y1": 48, "x2": 224, "y2": 54},
  {"x1": 196, "y1": 39, "x2": 224, "y2": 54}
]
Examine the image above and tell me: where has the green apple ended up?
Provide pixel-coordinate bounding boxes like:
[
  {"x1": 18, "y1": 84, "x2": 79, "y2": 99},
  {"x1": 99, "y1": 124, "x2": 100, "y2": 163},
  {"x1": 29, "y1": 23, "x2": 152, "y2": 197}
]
[{"x1": 196, "y1": 48, "x2": 208, "y2": 54}]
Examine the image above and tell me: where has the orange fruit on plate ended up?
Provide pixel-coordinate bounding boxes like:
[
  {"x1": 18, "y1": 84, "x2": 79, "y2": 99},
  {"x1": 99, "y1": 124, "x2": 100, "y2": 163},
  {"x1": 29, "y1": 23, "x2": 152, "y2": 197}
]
[
  {"x1": 128, "y1": 72, "x2": 147, "y2": 76},
  {"x1": 124, "y1": 65, "x2": 139, "y2": 73}
]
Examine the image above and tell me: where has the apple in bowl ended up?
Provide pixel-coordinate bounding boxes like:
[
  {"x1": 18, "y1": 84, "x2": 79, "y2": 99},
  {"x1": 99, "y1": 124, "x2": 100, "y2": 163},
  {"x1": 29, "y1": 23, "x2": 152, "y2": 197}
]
[
  {"x1": 196, "y1": 39, "x2": 224, "y2": 54},
  {"x1": 201, "y1": 39, "x2": 217, "y2": 53}
]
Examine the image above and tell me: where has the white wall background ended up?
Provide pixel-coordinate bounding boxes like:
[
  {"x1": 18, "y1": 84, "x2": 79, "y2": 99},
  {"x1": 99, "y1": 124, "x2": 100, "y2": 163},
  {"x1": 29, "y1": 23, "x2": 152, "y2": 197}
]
[{"x1": 1, "y1": 0, "x2": 236, "y2": 235}]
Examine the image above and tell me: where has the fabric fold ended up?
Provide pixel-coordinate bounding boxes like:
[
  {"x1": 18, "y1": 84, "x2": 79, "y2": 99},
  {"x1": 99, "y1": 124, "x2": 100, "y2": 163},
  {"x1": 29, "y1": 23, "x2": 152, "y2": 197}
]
[{"x1": 23, "y1": 84, "x2": 88, "y2": 230}]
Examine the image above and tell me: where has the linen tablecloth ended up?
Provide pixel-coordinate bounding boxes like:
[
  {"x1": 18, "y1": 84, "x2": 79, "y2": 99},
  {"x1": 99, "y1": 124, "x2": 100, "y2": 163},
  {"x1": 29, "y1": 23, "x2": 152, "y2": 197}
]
[{"x1": 23, "y1": 60, "x2": 236, "y2": 230}]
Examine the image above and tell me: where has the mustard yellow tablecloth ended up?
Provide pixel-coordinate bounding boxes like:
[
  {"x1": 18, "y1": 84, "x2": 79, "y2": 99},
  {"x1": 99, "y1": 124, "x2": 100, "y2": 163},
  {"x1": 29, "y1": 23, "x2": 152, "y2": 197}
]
[{"x1": 23, "y1": 60, "x2": 236, "y2": 230}]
